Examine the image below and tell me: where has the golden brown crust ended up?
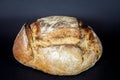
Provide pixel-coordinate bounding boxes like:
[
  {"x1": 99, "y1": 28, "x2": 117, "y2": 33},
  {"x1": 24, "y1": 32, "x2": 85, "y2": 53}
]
[
  {"x1": 13, "y1": 16, "x2": 102, "y2": 76},
  {"x1": 77, "y1": 26, "x2": 102, "y2": 73},
  {"x1": 41, "y1": 28, "x2": 80, "y2": 38},
  {"x1": 13, "y1": 25, "x2": 33, "y2": 64},
  {"x1": 28, "y1": 45, "x2": 83, "y2": 75}
]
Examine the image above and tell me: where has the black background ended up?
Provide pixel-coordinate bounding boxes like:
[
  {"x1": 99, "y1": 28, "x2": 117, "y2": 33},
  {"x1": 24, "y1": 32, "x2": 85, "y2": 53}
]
[{"x1": 0, "y1": 0, "x2": 120, "y2": 80}]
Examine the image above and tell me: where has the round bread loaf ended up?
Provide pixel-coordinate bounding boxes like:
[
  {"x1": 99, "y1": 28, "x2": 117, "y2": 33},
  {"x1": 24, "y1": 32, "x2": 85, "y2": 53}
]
[{"x1": 13, "y1": 16, "x2": 102, "y2": 75}]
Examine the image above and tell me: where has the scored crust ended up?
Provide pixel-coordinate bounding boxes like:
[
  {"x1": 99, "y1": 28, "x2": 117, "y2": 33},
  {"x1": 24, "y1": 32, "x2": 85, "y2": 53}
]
[
  {"x1": 13, "y1": 25, "x2": 33, "y2": 64},
  {"x1": 13, "y1": 16, "x2": 102, "y2": 75}
]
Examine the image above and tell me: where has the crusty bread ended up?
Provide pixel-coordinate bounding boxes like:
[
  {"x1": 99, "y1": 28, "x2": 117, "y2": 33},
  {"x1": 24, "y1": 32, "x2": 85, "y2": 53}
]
[{"x1": 13, "y1": 16, "x2": 102, "y2": 75}]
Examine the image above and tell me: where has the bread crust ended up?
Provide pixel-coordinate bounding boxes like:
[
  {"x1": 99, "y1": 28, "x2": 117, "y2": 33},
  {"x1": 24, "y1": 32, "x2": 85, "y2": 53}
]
[
  {"x1": 13, "y1": 25, "x2": 33, "y2": 64},
  {"x1": 13, "y1": 16, "x2": 102, "y2": 75}
]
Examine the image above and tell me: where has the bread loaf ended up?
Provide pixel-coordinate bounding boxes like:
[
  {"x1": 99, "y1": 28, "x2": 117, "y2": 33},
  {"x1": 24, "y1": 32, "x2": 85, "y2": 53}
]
[{"x1": 13, "y1": 16, "x2": 102, "y2": 75}]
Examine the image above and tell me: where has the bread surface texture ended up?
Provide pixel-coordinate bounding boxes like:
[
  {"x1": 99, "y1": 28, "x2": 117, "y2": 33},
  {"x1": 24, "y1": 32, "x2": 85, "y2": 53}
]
[{"x1": 13, "y1": 16, "x2": 102, "y2": 75}]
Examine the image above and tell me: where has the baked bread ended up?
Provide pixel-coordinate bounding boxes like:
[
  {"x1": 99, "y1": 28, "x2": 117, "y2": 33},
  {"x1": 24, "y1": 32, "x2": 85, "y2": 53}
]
[{"x1": 13, "y1": 16, "x2": 102, "y2": 75}]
